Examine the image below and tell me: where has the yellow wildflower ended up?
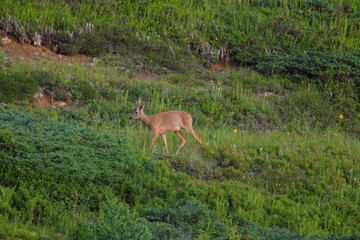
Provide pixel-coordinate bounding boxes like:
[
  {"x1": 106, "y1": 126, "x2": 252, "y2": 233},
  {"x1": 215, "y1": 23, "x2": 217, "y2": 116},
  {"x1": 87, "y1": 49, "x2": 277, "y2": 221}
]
[
  {"x1": 339, "y1": 114, "x2": 344, "y2": 119},
  {"x1": 350, "y1": 169, "x2": 353, "y2": 173},
  {"x1": 233, "y1": 129, "x2": 238, "y2": 133},
  {"x1": 264, "y1": 93, "x2": 268, "y2": 97},
  {"x1": 215, "y1": 37, "x2": 218, "y2": 41},
  {"x1": 354, "y1": 177, "x2": 357, "y2": 181}
]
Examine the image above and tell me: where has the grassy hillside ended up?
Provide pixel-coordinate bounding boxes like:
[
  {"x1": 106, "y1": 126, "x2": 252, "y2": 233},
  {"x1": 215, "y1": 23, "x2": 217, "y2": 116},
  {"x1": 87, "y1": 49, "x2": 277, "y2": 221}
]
[
  {"x1": 1, "y1": 107, "x2": 359, "y2": 239},
  {"x1": 0, "y1": 56, "x2": 360, "y2": 238},
  {"x1": 0, "y1": 0, "x2": 360, "y2": 239}
]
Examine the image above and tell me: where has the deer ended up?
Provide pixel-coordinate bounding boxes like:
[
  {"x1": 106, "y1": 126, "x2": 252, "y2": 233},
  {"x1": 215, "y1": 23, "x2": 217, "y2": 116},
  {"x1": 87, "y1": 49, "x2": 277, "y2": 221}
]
[{"x1": 129, "y1": 100, "x2": 202, "y2": 155}]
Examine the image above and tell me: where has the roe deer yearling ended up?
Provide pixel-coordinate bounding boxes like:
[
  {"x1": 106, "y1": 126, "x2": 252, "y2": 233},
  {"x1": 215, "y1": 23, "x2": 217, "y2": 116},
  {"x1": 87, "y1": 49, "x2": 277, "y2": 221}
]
[{"x1": 129, "y1": 100, "x2": 202, "y2": 155}]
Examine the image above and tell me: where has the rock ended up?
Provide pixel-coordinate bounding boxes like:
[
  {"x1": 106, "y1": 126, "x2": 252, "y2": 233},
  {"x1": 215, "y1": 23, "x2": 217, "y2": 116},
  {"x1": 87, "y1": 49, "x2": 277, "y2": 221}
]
[
  {"x1": 33, "y1": 32, "x2": 42, "y2": 46},
  {"x1": 0, "y1": 37, "x2": 11, "y2": 46},
  {"x1": 20, "y1": 33, "x2": 30, "y2": 44},
  {"x1": 34, "y1": 88, "x2": 44, "y2": 99}
]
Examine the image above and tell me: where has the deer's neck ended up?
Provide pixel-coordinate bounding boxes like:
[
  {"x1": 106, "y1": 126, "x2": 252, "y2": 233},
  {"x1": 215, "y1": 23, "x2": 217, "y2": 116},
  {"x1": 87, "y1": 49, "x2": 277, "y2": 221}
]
[{"x1": 139, "y1": 113, "x2": 152, "y2": 127}]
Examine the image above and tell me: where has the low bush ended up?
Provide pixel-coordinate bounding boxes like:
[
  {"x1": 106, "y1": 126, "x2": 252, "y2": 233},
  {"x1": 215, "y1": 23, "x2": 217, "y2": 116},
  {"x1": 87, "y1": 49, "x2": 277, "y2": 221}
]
[
  {"x1": 81, "y1": 198, "x2": 153, "y2": 240},
  {"x1": 144, "y1": 198, "x2": 227, "y2": 239},
  {"x1": 0, "y1": 108, "x2": 144, "y2": 185},
  {"x1": 251, "y1": 50, "x2": 360, "y2": 93},
  {"x1": 80, "y1": 32, "x2": 107, "y2": 57},
  {"x1": 0, "y1": 71, "x2": 39, "y2": 103}
]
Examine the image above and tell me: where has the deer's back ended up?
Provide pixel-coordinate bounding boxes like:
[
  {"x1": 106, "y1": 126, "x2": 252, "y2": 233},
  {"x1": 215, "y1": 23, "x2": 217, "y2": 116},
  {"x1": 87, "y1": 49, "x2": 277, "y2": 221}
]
[{"x1": 150, "y1": 110, "x2": 192, "y2": 133}]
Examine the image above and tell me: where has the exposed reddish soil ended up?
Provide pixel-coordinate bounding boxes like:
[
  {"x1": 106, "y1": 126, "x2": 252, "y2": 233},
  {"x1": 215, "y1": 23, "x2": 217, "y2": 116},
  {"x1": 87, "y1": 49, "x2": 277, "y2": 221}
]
[
  {"x1": 207, "y1": 59, "x2": 227, "y2": 72},
  {"x1": 0, "y1": 31, "x2": 91, "y2": 64},
  {"x1": 33, "y1": 89, "x2": 71, "y2": 109}
]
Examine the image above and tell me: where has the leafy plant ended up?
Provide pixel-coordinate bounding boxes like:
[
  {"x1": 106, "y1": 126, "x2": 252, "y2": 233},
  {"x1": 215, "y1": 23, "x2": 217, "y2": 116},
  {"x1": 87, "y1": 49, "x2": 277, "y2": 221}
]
[
  {"x1": 81, "y1": 198, "x2": 153, "y2": 240},
  {"x1": 0, "y1": 71, "x2": 39, "y2": 103}
]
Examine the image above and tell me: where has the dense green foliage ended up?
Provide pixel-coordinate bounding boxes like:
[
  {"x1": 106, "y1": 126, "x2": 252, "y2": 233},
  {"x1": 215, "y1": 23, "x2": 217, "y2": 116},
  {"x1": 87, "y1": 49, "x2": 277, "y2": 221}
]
[
  {"x1": 0, "y1": 70, "x2": 39, "y2": 103},
  {"x1": 0, "y1": 108, "x2": 143, "y2": 184},
  {"x1": 1, "y1": 0, "x2": 360, "y2": 75}
]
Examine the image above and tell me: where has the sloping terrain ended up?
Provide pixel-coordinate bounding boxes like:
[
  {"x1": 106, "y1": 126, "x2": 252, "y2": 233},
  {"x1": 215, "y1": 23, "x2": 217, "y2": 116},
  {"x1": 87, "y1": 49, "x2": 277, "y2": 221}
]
[{"x1": 0, "y1": 0, "x2": 360, "y2": 239}]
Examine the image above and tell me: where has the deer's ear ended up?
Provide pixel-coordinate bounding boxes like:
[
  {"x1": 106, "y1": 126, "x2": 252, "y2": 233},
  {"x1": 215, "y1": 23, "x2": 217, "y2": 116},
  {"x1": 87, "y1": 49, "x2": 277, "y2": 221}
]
[
  {"x1": 140, "y1": 103, "x2": 148, "y2": 110},
  {"x1": 135, "y1": 100, "x2": 138, "y2": 107}
]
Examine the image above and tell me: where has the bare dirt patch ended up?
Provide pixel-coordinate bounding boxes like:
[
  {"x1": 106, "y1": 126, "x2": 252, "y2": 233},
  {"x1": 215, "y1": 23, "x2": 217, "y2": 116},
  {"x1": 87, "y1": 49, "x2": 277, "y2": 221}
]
[
  {"x1": 207, "y1": 59, "x2": 227, "y2": 72},
  {"x1": 0, "y1": 31, "x2": 91, "y2": 64},
  {"x1": 33, "y1": 88, "x2": 74, "y2": 110}
]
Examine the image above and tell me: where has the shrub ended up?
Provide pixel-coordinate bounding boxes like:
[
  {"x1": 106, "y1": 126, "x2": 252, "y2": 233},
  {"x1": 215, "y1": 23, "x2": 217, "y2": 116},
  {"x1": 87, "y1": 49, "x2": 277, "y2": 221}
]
[
  {"x1": 81, "y1": 198, "x2": 153, "y2": 240},
  {"x1": 56, "y1": 32, "x2": 82, "y2": 56},
  {"x1": 0, "y1": 71, "x2": 39, "y2": 103},
  {"x1": 144, "y1": 198, "x2": 227, "y2": 239},
  {"x1": 0, "y1": 129, "x2": 16, "y2": 158},
  {"x1": 252, "y1": 50, "x2": 360, "y2": 88},
  {"x1": 80, "y1": 32, "x2": 107, "y2": 57},
  {"x1": 0, "y1": 108, "x2": 143, "y2": 185},
  {"x1": 72, "y1": 78, "x2": 97, "y2": 102}
]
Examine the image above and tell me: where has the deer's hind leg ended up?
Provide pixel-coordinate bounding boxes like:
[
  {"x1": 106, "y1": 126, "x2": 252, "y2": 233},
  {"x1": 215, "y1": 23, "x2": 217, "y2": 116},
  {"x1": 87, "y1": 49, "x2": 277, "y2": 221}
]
[
  {"x1": 174, "y1": 131, "x2": 187, "y2": 155},
  {"x1": 184, "y1": 127, "x2": 202, "y2": 145}
]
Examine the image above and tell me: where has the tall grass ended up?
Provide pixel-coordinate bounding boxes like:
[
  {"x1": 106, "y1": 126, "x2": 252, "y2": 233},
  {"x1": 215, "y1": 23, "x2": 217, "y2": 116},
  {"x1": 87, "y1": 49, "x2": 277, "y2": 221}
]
[
  {"x1": 1, "y1": 0, "x2": 359, "y2": 60},
  {"x1": 5, "y1": 57, "x2": 358, "y2": 136}
]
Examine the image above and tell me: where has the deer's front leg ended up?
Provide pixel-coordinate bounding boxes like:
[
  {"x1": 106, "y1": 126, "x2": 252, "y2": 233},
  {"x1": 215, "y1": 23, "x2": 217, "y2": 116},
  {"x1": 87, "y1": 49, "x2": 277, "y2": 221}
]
[
  {"x1": 160, "y1": 133, "x2": 169, "y2": 154},
  {"x1": 148, "y1": 132, "x2": 159, "y2": 152}
]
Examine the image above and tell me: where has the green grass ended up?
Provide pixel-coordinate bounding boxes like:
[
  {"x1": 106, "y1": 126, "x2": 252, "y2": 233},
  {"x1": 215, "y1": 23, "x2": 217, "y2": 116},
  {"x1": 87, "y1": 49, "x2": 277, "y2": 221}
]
[
  {"x1": 4, "y1": 58, "x2": 359, "y2": 134},
  {"x1": 1, "y1": 0, "x2": 360, "y2": 75}
]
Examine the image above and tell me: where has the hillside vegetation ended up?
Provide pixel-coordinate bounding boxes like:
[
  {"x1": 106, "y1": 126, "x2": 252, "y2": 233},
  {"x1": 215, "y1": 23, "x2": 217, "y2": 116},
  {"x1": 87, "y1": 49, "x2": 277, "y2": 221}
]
[{"x1": 0, "y1": 0, "x2": 360, "y2": 239}]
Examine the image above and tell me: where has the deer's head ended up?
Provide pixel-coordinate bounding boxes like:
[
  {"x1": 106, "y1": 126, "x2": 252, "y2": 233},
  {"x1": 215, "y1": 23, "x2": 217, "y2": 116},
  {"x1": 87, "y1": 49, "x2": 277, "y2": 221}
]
[{"x1": 129, "y1": 100, "x2": 147, "y2": 120}]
